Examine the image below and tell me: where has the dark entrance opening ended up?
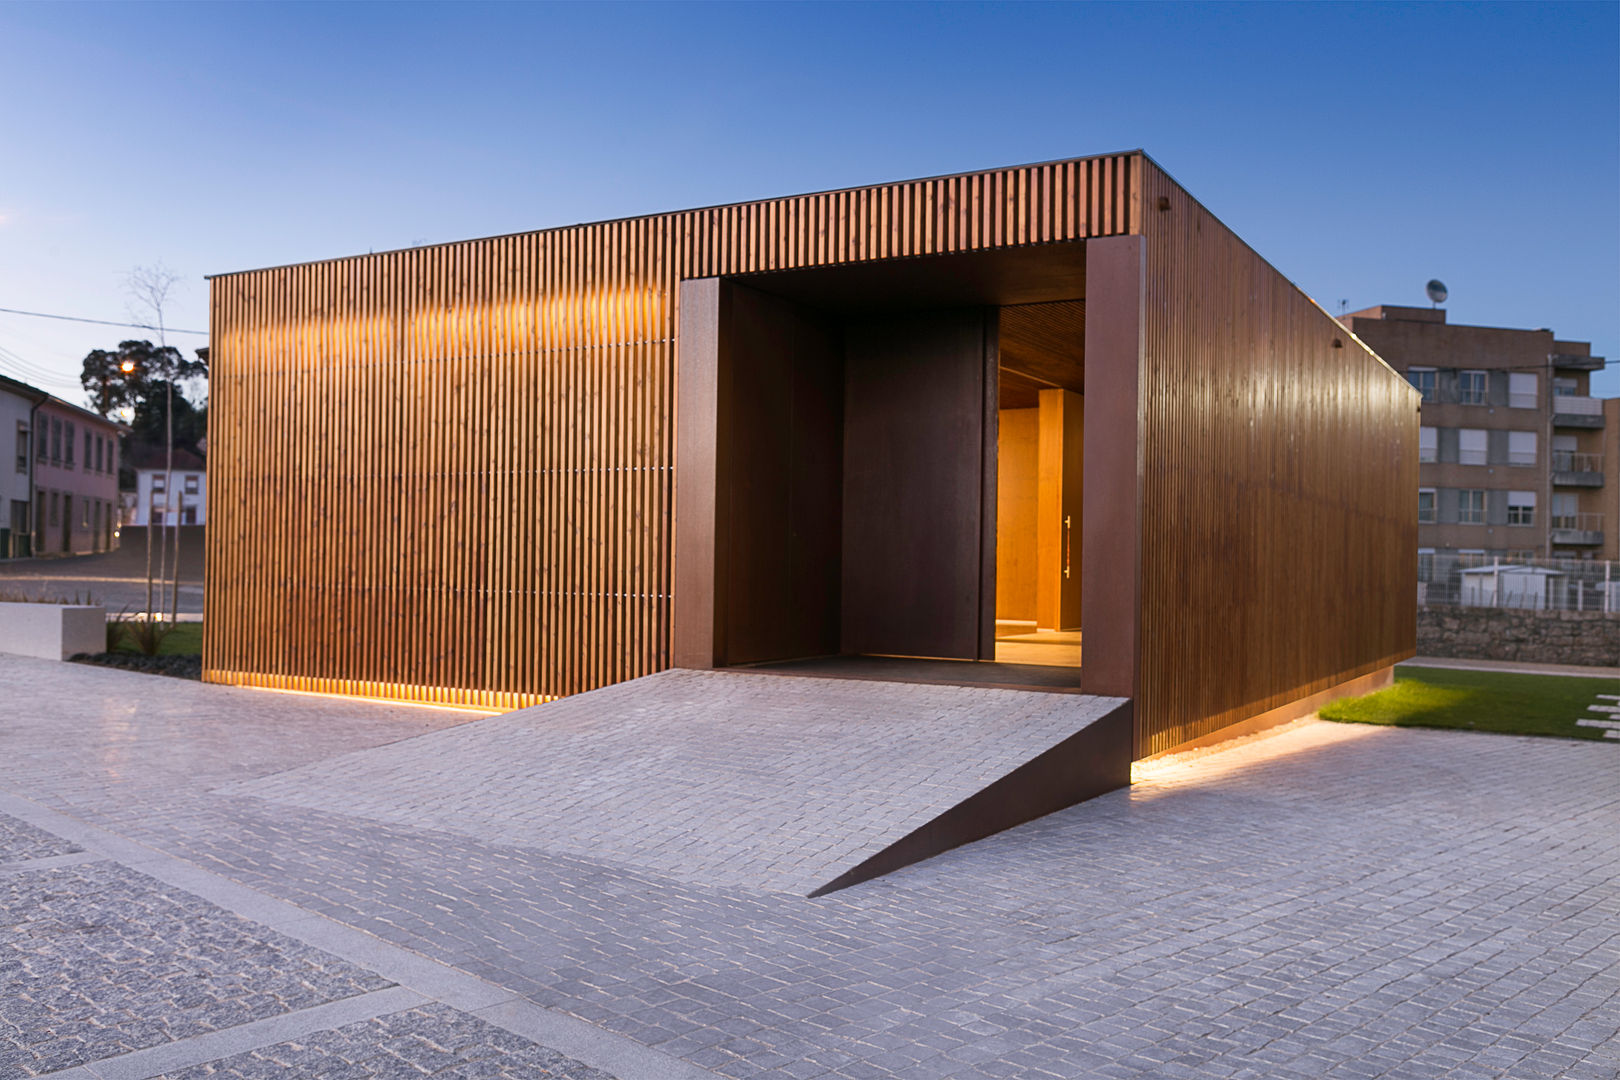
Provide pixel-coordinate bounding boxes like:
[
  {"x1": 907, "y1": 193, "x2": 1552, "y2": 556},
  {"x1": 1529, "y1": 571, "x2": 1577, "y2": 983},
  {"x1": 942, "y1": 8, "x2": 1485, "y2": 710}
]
[{"x1": 675, "y1": 241, "x2": 1089, "y2": 686}]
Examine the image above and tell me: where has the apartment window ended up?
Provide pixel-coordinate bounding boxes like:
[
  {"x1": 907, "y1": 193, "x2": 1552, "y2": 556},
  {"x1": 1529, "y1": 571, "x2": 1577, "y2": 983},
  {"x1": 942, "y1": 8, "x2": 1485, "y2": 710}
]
[
  {"x1": 1508, "y1": 372, "x2": 1537, "y2": 408},
  {"x1": 95, "y1": 436, "x2": 104, "y2": 473},
  {"x1": 1458, "y1": 428, "x2": 1487, "y2": 466},
  {"x1": 1552, "y1": 492, "x2": 1579, "y2": 526},
  {"x1": 1459, "y1": 489, "x2": 1485, "y2": 524},
  {"x1": 14, "y1": 424, "x2": 26, "y2": 474},
  {"x1": 1458, "y1": 548, "x2": 1488, "y2": 568},
  {"x1": 151, "y1": 473, "x2": 166, "y2": 492},
  {"x1": 1507, "y1": 431, "x2": 1536, "y2": 467},
  {"x1": 1417, "y1": 548, "x2": 1435, "y2": 583},
  {"x1": 1418, "y1": 489, "x2": 1436, "y2": 524},
  {"x1": 183, "y1": 474, "x2": 199, "y2": 495},
  {"x1": 1407, "y1": 367, "x2": 1437, "y2": 402},
  {"x1": 1458, "y1": 370, "x2": 1487, "y2": 405},
  {"x1": 1553, "y1": 377, "x2": 1577, "y2": 397},
  {"x1": 82, "y1": 431, "x2": 90, "y2": 469},
  {"x1": 64, "y1": 422, "x2": 74, "y2": 467},
  {"x1": 1507, "y1": 491, "x2": 1536, "y2": 526},
  {"x1": 183, "y1": 505, "x2": 198, "y2": 525},
  {"x1": 50, "y1": 418, "x2": 60, "y2": 462},
  {"x1": 1418, "y1": 426, "x2": 1437, "y2": 463}
]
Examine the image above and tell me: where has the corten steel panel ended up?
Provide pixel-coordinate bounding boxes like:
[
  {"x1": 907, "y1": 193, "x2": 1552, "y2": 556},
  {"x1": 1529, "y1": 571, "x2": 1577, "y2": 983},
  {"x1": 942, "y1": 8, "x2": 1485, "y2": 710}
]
[
  {"x1": 207, "y1": 154, "x2": 1139, "y2": 707},
  {"x1": 840, "y1": 309, "x2": 993, "y2": 661},
  {"x1": 1132, "y1": 160, "x2": 1419, "y2": 757},
  {"x1": 1078, "y1": 235, "x2": 1144, "y2": 705},
  {"x1": 721, "y1": 283, "x2": 845, "y2": 665}
]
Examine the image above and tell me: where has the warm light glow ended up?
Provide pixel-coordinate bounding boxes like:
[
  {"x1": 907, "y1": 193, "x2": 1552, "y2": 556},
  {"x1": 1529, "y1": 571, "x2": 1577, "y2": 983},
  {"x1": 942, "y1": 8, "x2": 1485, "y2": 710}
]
[
  {"x1": 245, "y1": 684, "x2": 505, "y2": 716},
  {"x1": 1129, "y1": 718, "x2": 1382, "y2": 788},
  {"x1": 120, "y1": 360, "x2": 136, "y2": 373}
]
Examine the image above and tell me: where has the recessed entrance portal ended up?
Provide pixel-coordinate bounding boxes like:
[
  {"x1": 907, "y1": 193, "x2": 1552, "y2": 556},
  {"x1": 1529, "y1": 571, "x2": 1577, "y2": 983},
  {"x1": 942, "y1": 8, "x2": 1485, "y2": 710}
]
[{"x1": 674, "y1": 242, "x2": 1089, "y2": 689}]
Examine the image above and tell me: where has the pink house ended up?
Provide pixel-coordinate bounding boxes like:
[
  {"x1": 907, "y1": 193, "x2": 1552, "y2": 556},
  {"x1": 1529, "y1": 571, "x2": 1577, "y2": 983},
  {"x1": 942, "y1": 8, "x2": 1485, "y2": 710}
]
[{"x1": 32, "y1": 397, "x2": 121, "y2": 556}]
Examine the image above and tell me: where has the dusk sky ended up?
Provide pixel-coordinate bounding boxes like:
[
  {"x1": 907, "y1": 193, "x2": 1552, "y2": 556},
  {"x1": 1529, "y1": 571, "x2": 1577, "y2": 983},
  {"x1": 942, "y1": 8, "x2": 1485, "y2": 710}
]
[{"x1": 1, "y1": 1, "x2": 1615, "y2": 402}]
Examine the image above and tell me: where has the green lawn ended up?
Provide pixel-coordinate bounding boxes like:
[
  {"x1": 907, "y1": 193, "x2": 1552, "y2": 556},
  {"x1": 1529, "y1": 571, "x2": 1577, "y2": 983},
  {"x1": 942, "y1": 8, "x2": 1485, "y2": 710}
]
[
  {"x1": 1319, "y1": 665, "x2": 1618, "y2": 741},
  {"x1": 111, "y1": 621, "x2": 203, "y2": 657}
]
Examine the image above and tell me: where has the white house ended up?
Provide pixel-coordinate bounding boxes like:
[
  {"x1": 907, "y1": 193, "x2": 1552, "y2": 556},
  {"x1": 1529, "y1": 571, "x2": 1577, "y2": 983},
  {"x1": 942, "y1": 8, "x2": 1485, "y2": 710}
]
[
  {"x1": 126, "y1": 447, "x2": 208, "y2": 527},
  {"x1": 0, "y1": 374, "x2": 45, "y2": 557}
]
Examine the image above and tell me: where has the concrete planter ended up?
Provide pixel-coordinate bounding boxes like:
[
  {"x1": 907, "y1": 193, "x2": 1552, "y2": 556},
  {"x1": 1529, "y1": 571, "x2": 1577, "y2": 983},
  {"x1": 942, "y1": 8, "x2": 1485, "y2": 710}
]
[{"x1": 0, "y1": 602, "x2": 106, "y2": 661}]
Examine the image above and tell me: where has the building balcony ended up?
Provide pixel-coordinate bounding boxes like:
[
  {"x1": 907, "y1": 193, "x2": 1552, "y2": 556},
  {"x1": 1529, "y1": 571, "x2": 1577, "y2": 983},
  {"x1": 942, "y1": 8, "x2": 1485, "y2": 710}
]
[
  {"x1": 1552, "y1": 395, "x2": 1604, "y2": 428},
  {"x1": 1551, "y1": 352, "x2": 1605, "y2": 372},
  {"x1": 1552, "y1": 451, "x2": 1603, "y2": 487},
  {"x1": 1551, "y1": 513, "x2": 1603, "y2": 546}
]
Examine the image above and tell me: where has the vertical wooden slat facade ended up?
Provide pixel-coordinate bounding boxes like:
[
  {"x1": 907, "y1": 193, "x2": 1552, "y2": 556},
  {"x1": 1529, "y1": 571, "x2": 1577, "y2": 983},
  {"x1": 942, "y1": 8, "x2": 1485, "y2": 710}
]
[
  {"x1": 207, "y1": 151, "x2": 1415, "y2": 754},
  {"x1": 1132, "y1": 159, "x2": 1419, "y2": 756},
  {"x1": 206, "y1": 154, "x2": 1139, "y2": 710}
]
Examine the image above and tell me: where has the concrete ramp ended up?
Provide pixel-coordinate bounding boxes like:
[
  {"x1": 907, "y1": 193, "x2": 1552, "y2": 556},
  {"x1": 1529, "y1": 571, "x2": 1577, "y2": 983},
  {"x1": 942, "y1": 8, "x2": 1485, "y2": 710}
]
[{"x1": 223, "y1": 670, "x2": 1131, "y2": 895}]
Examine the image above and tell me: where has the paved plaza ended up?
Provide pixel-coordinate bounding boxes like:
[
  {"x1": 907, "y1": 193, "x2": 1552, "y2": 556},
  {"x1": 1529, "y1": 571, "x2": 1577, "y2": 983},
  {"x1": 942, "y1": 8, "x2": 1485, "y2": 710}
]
[{"x1": 0, "y1": 655, "x2": 1617, "y2": 1079}]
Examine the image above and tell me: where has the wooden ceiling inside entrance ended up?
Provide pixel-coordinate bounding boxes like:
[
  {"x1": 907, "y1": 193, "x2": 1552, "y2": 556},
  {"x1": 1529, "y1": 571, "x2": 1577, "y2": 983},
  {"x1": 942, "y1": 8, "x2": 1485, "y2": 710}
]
[{"x1": 998, "y1": 300, "x2": 1085, "y2": 408}]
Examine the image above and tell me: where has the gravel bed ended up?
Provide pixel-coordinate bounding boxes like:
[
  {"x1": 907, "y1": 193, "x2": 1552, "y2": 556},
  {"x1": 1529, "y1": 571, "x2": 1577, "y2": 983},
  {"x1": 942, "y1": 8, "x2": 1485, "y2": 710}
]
[{"x1": 69, "y1": 653, "x2": 203, "y2": 680}]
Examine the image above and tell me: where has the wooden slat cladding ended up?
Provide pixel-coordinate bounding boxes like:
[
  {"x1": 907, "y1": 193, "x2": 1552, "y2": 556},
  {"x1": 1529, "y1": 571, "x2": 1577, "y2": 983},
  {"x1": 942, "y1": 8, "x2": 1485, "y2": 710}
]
[
  {"x1": 1134, "y1": 159, "x2": 1419, "y2": 757},
  {"x1": 206, "y1": 154, "x2": 1139, "y2": 708}
]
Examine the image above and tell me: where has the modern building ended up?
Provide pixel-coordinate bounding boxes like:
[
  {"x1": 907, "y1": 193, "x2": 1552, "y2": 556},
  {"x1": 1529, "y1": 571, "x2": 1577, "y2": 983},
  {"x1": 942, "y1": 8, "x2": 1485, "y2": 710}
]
[
  {"x1": 0, "y1": 374, "x2": 122, "y2": 558},
  {"x1": 125, "y1": 447, "x2": 208, "y2": 527},
  {"x1": 207, "y1": 151, "x2": 1417, "y2": 765},
  {"x1": 1339, "y1": 306, "x2": 1608, "y2": 581}
]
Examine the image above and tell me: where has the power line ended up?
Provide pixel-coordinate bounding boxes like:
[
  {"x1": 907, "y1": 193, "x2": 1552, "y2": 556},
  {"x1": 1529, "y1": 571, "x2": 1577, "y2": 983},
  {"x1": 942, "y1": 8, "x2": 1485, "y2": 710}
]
[
  {"x1": 0, "y1": 342, "x2": 84, "y2": 395},
  {"x1": 0, "y1": 305, "x2": 207, "y2": 336}
]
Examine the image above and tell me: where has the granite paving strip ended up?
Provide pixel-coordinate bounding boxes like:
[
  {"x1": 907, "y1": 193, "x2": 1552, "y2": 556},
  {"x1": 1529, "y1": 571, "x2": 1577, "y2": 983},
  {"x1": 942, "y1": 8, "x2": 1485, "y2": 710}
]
[
  {"x1": 0, "y1": 860, "x2": 390, "y2": 1079},
  {"x1": 0, "y1": 655, "x2": 1617, "y2": 1079},
  {"x1": 0, "y1": 813, "x2": 82, "y2": 864},
  {"x1": 0, "y1": 793, "x2": 712, "y2": 1080},
  {"x1": 154, "y1": 1002, "x2": 616, "y2": 1080},
  {"x1": 221, "y1": 669, "x2": 1126, "y2": 895},
  {"x1": 0, "y1": 853, "x2": 105, "y2": 875},
  {"x1": 58, "y1": 987, "x2": 427, "y2": 1080}
]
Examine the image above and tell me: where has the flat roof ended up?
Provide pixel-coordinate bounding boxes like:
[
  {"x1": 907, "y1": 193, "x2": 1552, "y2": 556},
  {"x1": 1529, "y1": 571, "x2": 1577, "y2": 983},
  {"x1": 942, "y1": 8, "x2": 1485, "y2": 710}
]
[{"x1": 208, "y1": 148, "x2": 1145, "y2": 281}]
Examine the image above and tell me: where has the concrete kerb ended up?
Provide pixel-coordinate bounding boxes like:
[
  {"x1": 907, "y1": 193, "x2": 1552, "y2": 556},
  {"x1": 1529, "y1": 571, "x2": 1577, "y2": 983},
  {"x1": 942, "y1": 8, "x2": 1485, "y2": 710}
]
[
  {"x1": 1401, "y1": 655, "x2": 1620, "y2": 679},
  {"x1": 0, "y1": 789, "x2": 723, "y2": 1080}
]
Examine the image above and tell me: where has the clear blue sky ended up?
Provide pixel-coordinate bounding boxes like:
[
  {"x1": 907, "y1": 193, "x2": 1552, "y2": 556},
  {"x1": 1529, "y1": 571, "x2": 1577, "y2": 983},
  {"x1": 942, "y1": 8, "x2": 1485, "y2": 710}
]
[{"x1": 1, "y1": 1, "x2": 1615, "y2": 400}]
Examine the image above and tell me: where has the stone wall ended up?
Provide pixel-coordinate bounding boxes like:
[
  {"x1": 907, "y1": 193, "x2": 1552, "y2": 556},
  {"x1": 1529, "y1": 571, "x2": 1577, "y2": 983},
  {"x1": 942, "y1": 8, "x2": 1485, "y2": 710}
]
[{"x1": 1417, "y1": 607, "x2": 1620, "y2": 667}]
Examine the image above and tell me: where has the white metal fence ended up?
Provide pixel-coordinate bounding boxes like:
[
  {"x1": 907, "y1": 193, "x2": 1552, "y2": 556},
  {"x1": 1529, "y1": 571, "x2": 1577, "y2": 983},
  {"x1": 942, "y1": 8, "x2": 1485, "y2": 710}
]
[{"x1": 1418, "y1": 553, "x2": 1620, "y2": 613}]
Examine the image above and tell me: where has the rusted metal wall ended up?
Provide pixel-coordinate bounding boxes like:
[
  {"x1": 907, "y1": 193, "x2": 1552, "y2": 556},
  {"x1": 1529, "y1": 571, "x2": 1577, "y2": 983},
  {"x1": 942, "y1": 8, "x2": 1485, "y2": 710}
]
[
  {"x1": 205, "y1": 155, "x2": 1139, "y2": 708},
  {"x1": 1134, "y1": 159, "x2": 1419, "y2": 756}
]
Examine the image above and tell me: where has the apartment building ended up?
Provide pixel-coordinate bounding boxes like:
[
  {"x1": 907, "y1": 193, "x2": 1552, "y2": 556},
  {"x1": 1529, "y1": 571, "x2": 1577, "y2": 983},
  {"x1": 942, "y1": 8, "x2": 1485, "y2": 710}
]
[{"x1": 1340, "y1": 306, "x2": 1606, "y2": 583}]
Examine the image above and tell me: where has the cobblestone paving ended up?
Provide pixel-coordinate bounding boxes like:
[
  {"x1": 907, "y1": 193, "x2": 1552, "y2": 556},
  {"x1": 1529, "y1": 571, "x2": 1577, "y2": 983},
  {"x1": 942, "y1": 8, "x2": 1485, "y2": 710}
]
[
  {"x1": 224, "y1": 670, "x2": 1125, "y2": 895},
  {"x1": 0, "y1": 860, "x2": 390, "y2": 1078},
  {"x1": 0, "y1": 655, "x2": 1617, "y2": 1079},
  {"x1": 159, "y1": 1002, "x2": 615, "y2": 1079},
  {"x1": 0, "y1": 812, "x2": 81, "y2": 864}
]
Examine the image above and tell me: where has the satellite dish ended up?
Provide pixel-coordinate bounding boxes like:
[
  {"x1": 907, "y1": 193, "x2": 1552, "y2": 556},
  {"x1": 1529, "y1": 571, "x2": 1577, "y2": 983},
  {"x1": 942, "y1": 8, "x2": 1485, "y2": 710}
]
[{"x1": 1426, "y1": 279, "x2": 1448, "y2": 305}]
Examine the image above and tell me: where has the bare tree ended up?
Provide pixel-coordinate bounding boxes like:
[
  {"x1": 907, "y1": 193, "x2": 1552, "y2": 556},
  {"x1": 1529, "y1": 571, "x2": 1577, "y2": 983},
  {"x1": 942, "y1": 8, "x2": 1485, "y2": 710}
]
[{"x1": 126, "y1": 264, "x2": 183, "y2": 625}]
